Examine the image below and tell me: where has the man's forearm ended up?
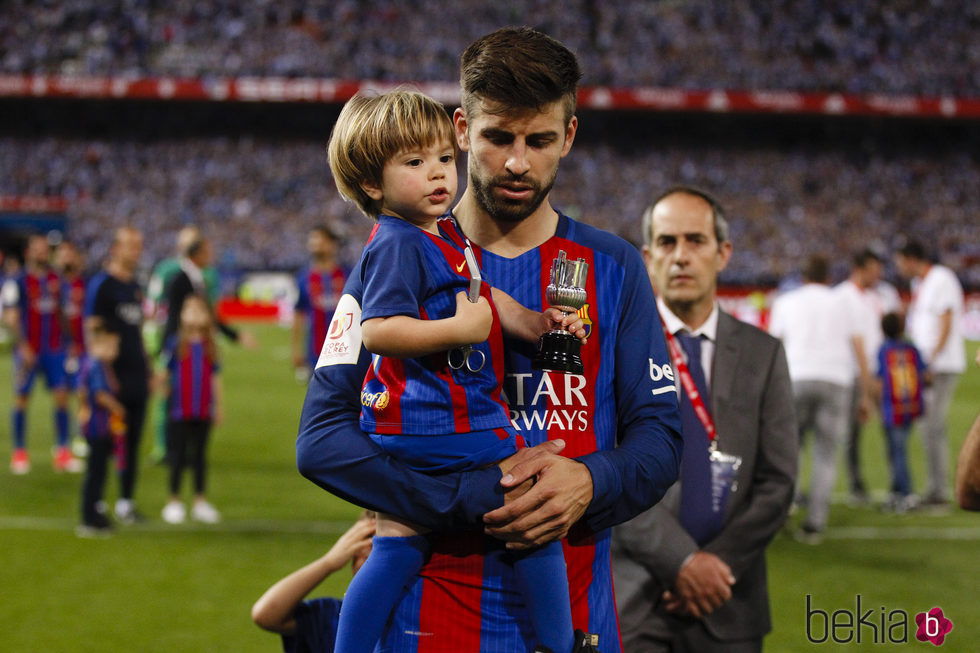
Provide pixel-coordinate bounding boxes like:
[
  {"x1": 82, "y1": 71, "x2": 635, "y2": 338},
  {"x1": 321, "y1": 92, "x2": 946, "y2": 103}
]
[
  {"x1": 296, "y1": 378, "x2": 504, "y2": 531},
  {"x1": 579, "y1": 421, "x2": 681, "y2": 531}
]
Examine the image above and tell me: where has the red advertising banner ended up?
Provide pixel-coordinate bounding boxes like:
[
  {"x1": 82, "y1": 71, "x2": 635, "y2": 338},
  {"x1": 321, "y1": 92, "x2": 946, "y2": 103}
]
[{"x1": 2, "y1": 74, "x2": 979, "y2": 119}]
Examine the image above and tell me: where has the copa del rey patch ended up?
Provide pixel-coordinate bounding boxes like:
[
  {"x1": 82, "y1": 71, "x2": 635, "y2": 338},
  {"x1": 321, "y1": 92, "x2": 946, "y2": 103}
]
[{"x1": 316, "y1": 293, "x2": 362, "y2": 368}]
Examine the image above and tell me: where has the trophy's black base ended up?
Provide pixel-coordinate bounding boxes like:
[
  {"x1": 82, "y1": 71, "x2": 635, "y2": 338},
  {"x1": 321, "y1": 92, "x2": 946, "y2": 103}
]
[{"x1": 532, "y1": 332, "x2": 583, "y2": 374}]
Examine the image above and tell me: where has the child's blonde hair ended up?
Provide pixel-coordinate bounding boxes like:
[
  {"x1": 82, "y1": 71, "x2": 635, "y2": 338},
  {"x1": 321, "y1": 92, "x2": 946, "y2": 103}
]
[{"x1": 327, "y1": 88, "x2": 457, "y2": 217}]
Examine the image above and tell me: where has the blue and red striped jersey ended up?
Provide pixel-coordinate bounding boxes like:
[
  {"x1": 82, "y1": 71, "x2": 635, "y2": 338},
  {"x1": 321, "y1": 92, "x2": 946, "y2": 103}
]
[
  {"x1": 79, "y1": 355, "x2": 118, "y2": 439},
  {"x1": 164, "y1": 337, "x2": 219, "y2": 421},
  {"x1": 63, "y1": 274, "x2": 86, "y2": 353},
  {"x1": 4, "y1": 269, "x2": 65, "y2": 354},
  {"x1": 380, "y1": 213, "x2": 681, "y2": 652},
  {"x1": 358, "y1": 215, "x2": 512, "y2": 437},
  {"x1": 295, "y1": 265, "x2": 348, "y2": 366},
  {"x1": 877, "y1": 339, "x2": 926, "y2": 427}
]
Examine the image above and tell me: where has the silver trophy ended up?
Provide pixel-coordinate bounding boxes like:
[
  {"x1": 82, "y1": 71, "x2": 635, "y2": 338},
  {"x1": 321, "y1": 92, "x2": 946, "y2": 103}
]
[{"x1": 532, "y1": 250, "x2": 588, "y2": 374}]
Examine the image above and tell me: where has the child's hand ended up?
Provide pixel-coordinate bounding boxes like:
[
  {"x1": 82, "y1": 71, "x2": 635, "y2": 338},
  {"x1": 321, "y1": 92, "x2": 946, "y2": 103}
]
[
  {"x1": 109, "y1": 411, "x2": 127, "y2": 438},
  {"x1": 18, "y1": 342, "x2": 37, "y2": 369},
  {"x1": 324, "y1": 516, "x2": 376, "y2": 569},
  {"x1": 453, "y1": 291, "x2": 493, "y2": 345},
  {"x1": 543, "y1": 307, "x2": 588, "y2": 344}
]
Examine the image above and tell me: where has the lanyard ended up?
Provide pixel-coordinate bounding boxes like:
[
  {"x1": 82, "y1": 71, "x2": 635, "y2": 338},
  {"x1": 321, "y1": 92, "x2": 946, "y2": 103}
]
[{"x1": 661, "y1": 322, "x2": 718, "y2": 445}]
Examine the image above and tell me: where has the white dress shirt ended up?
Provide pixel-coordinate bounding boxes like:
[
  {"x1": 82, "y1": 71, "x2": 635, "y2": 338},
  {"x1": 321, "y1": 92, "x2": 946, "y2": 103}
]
[
  {"x1": 657, "y1": 297, "x2": 719, "y2": 389},
  {"x1": 908, "y1": 264, "x2": 966, "y2": 373},
  {"x1": 768, "y1": 282, "x2": 855, "y2": 387}
]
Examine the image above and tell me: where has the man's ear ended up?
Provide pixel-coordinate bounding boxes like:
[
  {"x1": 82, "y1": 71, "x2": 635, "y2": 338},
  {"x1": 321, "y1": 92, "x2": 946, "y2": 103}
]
[
  {"x1": 454, "y1": 107, "x2": 470, "y2": 152},
  {"x1": 716, "y1": 240, "x2": 733, "y2": 274},
  {"x1": 560, "y1": 115, "x2": 578, "y2": 158}
]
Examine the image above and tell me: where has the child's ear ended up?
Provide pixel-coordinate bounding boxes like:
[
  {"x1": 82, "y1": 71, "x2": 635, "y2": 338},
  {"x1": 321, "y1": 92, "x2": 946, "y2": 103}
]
[{"x1": 359, "y1": 179, "x2": 383, "y2": 201}]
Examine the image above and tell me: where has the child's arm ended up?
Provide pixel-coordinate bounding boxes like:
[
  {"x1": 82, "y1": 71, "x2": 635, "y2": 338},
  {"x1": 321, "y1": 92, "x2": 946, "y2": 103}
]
[
  {"x1": 76, "y1": 386, "x2": 92, "y2": 427},
  {"x1": 491, "y1": 287, "x2": 588, "y2": 344},
  {"x1": 93, "y1": 390, "x2": 126, "y2": 417},
  {"x1": 211, "y1": 372, "x2": 223, "y2": 426},
  {"x1": 154, "y1": 366, "x2": 170, "y2": 400},
  {"x1": 252, "y1": 516, "x2": 376, "y2": 635},
  {"x1": 362, "y1": 292, "x2": 492, "y2": 358}
]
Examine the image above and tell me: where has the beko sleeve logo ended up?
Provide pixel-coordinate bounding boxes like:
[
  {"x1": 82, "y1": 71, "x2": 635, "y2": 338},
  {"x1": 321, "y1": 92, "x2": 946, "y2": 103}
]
[{"x1": 649, "y1": 358, "x2": 676, "y2": 395}]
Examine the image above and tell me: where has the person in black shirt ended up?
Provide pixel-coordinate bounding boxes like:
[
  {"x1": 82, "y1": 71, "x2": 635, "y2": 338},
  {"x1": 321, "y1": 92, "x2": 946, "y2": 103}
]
[{"x1": 84, "y1": 226, "x2": 150, "y2": 524}]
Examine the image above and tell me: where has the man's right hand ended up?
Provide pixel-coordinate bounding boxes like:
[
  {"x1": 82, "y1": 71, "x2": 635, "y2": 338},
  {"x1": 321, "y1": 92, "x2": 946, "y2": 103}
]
[
  {"x1": 662, "y1": 551, "x2": 735, "y2": 618},
  {"x1": 485, "y1": 439, "x2": 595, "y2": 549}
]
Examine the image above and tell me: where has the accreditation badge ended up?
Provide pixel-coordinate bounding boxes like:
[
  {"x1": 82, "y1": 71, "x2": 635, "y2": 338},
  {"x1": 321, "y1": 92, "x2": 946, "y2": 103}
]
[{"x1": 708, "y1": 446, "x2": 742, "y2": 515}]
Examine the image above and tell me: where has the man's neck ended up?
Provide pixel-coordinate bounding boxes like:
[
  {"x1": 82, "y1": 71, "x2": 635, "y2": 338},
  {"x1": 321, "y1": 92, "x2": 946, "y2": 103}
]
[
  {"x1": 311, "y1": 256, "x2": 335, "y2": 272},
  {"x1": 666, "y1": 298, "x2": 715, "y2": 331},
  {"x1": 453, "y1": 189, "x2": 560, "y2": 258},
  {"x1": 107, "y1": 260, "x2": 132, "y2": 282},
  {"x1": 849, "y1": 273, "x2": 869, "y2": 290}
]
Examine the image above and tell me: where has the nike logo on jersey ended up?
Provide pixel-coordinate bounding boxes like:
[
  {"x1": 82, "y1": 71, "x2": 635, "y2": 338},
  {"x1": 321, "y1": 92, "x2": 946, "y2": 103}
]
[{"x1": 456, "y1": 260, "x2": 466, "y2": 273}]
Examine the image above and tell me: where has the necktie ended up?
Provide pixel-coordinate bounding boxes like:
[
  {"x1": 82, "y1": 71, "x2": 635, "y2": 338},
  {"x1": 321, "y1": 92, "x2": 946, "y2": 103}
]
[{"x1": 675, "y1": 331, "x2": 719, "y2": 545}]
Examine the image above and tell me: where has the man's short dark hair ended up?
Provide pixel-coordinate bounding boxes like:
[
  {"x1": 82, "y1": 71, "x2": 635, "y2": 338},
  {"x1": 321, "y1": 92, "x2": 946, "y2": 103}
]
[
  {"x1": 311, "y1": 225, "x2": 340, "y2": 242},
  {"x1": 852, "y1": 247, "x2": 882, "y2": 268},
  {"x1": 641, "y1": 185, "x2": 729, "y2": 247},
  {"x1": 898, "y1": 239, "x2": 927, "y2": 261},
  {"x1": 802, "y1": 254, "x2": 830, "y2": 284},
  {"x1": 460, "y1": 26, "x2": 582, "y2": 124}
]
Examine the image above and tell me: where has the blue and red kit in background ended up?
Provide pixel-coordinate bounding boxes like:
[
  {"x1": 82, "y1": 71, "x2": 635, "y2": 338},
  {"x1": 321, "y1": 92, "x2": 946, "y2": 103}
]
[
  {"x1": 4, "y1": 267, "x2": 70, "y2": 451},
  {"x1": 77, "y1": 354, "x2": 123, "y2": 525},
  {"x1": 163, "y1": 335, "x2": 220, "y2": 497},
  {"x1": 876, "y1": 337, "x2": 927, "y2": 497},
  {"x1": 296, "y1": 265, "x2": 348, "y2": 369}
]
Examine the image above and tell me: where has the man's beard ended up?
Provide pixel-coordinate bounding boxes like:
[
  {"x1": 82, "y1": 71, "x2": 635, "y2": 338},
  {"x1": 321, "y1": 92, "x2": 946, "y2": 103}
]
[{"x1": 469, "y1": 168, "x2": 556, "y2": 223}]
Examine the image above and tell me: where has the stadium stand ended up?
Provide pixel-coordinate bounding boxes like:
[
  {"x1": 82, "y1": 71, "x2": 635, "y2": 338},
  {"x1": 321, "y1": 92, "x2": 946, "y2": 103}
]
[
  {"x1": 1, "y1": 2, "x2": 978, "y2": 288},
  {"x1": 2, "y1": 1, "x2": 979, "y2": 96}
]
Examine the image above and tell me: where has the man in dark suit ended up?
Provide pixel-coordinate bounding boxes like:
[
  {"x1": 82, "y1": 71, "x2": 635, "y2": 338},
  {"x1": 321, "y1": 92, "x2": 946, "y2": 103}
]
[{"x1": 612, "y1": 187, "x2": 798, "y2": 652}]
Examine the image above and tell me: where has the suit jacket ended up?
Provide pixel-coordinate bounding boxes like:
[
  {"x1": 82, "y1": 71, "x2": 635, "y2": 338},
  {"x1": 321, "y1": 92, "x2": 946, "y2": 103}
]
[
  {"x1": 612, "y1": 310, "x2": 798, "y2": 646},
  {"x1": 161, "y1": 268, "x2": 238, "y2": 355}
]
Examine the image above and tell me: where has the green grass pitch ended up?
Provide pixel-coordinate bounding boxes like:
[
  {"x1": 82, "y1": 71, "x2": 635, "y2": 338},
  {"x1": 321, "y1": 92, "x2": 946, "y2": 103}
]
[{"x1": 1, "y1": 323, "x2": 977, "y2": 651}]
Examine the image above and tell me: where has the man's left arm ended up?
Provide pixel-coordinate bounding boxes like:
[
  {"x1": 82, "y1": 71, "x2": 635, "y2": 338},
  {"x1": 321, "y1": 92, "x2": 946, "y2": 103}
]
[
  {"x1": 702, "y1": 339, "x2": 798, "y2": 579},
  {"x1": 577, "y1": 254, "x2": 683, "y2": 530},
  {"x1": 486, "y1": 252, "x2": 683, "y2": 546},
  {"x1": 931, "y1": 308, "x2": 953, "y2": 363}
]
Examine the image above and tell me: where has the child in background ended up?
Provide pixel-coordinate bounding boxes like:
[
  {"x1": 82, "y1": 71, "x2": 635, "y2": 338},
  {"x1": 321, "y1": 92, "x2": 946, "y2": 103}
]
[
  {"x1": 160, "y1": 294, "x2": 223, "y2": 525},
  {"x1": 876, "y1": 312, "x2": 929, "y2": 513},
  {"x1": 76, "y1": 323, "x2": 126, "y2": 537},
  {"x1": 325, "y1": 89, "x2": 585, "y2": 653},
  {"x1": 252, "y1": 511, "x2": 376, "y2": 653}
]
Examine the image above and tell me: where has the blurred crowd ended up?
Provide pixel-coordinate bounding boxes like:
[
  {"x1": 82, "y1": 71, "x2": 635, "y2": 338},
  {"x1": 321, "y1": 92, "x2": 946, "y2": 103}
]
[
  {"x1": 2, "y1": 132, "x2": 978, "y2": 288},
  {"x1": 3, "y1": 1, "x2": 980, "y2": 97}
]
